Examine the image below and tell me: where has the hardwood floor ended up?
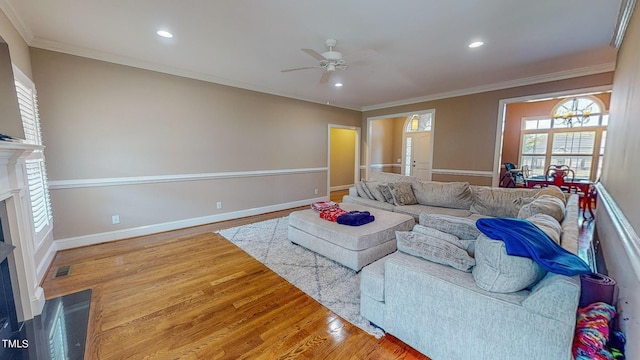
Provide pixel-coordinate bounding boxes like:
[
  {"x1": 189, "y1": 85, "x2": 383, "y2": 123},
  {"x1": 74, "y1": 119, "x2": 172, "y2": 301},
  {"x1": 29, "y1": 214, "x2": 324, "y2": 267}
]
[{"x1": 41, "y1": 201, "x2": 427, "y2": 359}]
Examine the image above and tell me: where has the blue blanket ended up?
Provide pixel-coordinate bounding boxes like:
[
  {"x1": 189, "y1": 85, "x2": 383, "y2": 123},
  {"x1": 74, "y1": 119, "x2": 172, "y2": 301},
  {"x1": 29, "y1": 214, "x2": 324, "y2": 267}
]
[
  {"x1": 337, "y1": 211, "x2": 375, "y2": 226},
  {"x1": 476, "y1": 218, "x2": 591, "y2": 276}
]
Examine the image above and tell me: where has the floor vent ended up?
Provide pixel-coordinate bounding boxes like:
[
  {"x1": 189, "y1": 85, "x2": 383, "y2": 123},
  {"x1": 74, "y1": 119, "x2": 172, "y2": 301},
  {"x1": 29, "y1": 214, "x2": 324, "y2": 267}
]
[{"x1": 54, "y1": 265, "x2": 72, "y2": 278}]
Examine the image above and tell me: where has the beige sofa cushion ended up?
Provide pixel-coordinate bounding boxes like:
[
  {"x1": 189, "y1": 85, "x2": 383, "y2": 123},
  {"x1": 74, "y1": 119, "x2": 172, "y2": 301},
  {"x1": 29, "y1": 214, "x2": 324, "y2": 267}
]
[
  {"x1": 419, "y1": 213, "x2": 480, "y2": 240},
  {"x1": 412, "y1": 180, "x2": 473, "y2": 209},
  {"x1": 517, "y1": 195, "x2": 565, "y2": 222},
  {"x1": 470, "y1": 187, "x2": 535, "y2": 217},
  {"x1": 527, "y1": 213, "x2": 562, "y2": 244},
  {"x1": 472, "y1": 234, "x2": 546, "y2": 293},
  {"x1": 396, "y1": 231, "x2": 475, "y2": 272}
]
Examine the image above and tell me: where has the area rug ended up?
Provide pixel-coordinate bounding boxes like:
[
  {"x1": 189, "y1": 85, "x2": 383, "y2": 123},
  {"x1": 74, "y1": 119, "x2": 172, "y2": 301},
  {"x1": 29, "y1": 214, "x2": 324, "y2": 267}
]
[{"x1": 216, "y1": 217, "x2": 385, "y2": 338}]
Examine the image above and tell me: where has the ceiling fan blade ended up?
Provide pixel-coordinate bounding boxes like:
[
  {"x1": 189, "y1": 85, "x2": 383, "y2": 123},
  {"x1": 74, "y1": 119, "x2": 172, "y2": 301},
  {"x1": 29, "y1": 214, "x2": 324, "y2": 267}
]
[
  {"x1": 319, "y1": 70, "x2": 332, "y2": 84},
  {"x1": 302, "y1": 48, "x2": 326, "y2": 61},
  {"x1": 281, "y1": 66, "x2": 317, "y2": 73}
]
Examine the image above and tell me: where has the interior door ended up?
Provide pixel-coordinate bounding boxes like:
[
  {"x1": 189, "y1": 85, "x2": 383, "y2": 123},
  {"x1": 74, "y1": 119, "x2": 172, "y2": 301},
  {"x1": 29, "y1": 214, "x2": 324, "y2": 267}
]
[{"x1": 410, "y1": 131, "x2": 431, "y2": 180}]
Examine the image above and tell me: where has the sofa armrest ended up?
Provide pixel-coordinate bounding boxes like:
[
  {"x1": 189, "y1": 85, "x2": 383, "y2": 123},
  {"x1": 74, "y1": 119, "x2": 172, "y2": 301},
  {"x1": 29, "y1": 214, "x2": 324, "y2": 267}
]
[
  {"x1": 349, "y1": 186, "x2": 358, "y2": 197},
  {"x1": 522, "y1": 273, "x2": 580, "y2": 326}
]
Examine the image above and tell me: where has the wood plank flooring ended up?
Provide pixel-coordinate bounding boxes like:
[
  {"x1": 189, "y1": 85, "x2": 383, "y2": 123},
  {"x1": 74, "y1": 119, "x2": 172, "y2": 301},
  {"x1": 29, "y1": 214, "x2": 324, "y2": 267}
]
[{"x1": 41, "y1": 204, "x2": 428, "y2": 360}]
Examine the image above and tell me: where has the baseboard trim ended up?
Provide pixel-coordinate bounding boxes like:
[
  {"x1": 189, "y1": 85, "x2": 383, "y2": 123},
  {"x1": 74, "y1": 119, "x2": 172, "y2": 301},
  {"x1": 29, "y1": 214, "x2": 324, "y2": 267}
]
[{"x1": 54, "y1": 197, "x2": 326, "y2": 250}]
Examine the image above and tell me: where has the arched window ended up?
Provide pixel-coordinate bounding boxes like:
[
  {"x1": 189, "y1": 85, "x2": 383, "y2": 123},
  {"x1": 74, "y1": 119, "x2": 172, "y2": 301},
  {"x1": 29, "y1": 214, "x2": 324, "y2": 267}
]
[
  {"x1": 405, "y1": 113, "x2": 432, "y2": 132},
  {"x1": 551, "y1": 97, "x2": 605, "y2": 128},
  {"x1": 519, "y1": 95, "x2": 608, "y2": 180}
]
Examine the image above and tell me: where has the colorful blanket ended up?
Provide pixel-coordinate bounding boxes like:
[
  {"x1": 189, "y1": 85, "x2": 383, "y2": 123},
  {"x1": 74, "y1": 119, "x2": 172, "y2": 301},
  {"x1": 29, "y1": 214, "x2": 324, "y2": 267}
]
[
  {"x1": 573, "y1": 302, "x2": 617, "y2": 360},
  {"x1": 476, "y1": 218, "x2": 591, "y2": 276},
  {"x1": 311, "y1": 201, "x2": 339, "y2": 212},
  {"x1": 319, "y1": 207, "x2": 347, "y2": 222}
]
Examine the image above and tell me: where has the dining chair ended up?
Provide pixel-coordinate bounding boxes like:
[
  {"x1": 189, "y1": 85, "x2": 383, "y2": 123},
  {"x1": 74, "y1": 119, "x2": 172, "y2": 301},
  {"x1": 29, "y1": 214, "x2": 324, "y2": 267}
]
[{"x1": 545, "y1": 165, "x2": 575, "y2": 192}]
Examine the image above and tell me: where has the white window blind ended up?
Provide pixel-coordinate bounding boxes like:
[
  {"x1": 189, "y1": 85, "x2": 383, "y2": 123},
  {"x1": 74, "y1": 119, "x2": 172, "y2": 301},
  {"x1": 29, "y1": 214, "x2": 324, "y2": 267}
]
[{"x1": 13, "y1": 66, "x2": 53, "y2": 238}]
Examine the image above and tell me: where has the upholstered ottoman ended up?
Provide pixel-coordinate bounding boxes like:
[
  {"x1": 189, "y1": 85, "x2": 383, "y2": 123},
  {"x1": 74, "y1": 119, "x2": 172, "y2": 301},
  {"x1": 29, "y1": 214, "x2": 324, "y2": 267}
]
[{"x1": 288, "y1": 203, "x2": 415, "y2": 271}]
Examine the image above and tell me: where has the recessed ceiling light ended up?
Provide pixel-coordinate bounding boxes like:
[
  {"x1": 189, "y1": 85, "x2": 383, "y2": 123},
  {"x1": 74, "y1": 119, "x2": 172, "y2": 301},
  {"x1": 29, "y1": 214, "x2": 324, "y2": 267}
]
[
  {"x1": 468, "y1": 41, "x2": 484, "y2": 48},
  {"x1": 334, "y1": 83, "x2": 343, "y2": 87},
  {"x1": 157, "y1": 30, "x2": 173, "y2": 38}
]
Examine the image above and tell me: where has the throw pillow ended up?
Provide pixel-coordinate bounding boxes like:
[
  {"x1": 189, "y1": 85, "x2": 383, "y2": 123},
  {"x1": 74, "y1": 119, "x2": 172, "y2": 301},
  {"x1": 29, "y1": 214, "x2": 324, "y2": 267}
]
[
  {"x1": 535, "y1": 185, "x2": 567, "y2": 205},
  {"x1": 412, "y1": 224, "x2": 475, "y2": 256},
  {"x1": 517, "y1": 194, "x2": 565, "y2": 222},
  {"x1": 513, "y1": 185, "x2": 567, "y2": 207},
  {"x1": 363, "y1": 181, "x2": 386, "y2": 202},
  {"x1": 388, "y1": 182, "x2": 417, "y2": 206},
  {"x1": 412, "y1": 224, "x2": 463, "y2": 247},
  {"x1": 378, "y1": 183, "x2": 395, "y2": 203},
  {"x1": 472, "y1": 234, "x2": 546, "y2": 293},
  {"x1": 355, "y1": 181, "x2": 372, "y2": 200},
  {"x1": 418, "y1": 213, "x2": 480, "y2": 240},
  {"x1": 396, "y1": 231, "x2": 475, "y2": 272},
  {"x1": 411, "y1": 181, "x2": 473, "y2": 209},
  {"x1": 527, "y1": 213, "x2": 562, "y2": 244}
]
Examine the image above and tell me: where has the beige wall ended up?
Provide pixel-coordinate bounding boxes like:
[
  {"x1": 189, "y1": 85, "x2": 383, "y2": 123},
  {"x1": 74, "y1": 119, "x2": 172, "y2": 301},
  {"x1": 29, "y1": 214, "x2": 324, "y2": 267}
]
[
  {"x1": 29, "y1": 49, "x2": 361, "y2": 240},
  {"x1": 363, "y1": 72, "x2": 615, "y2": 184},
  {"x1": 0, "y1": 40, "x2": 22, "y2": 139},
  {"x1": 329, "y1": 128, "x2": 356, "y2": 189},
  {"x1": 597, "y1": 6, "x2": 640, "y2": 358},
  {"x1": 0, "y1": 8, "x2": 31, "y2": 139},
  {"x1": 369, "y1": 117, "x2": 404, "y2": 175}
]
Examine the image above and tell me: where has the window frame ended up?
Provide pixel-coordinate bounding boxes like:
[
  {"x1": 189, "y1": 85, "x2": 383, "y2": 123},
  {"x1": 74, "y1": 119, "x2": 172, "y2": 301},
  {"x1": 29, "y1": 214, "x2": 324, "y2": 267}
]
[{"x1": 518, "y1": 97, "x2": 607, "y2": 181}]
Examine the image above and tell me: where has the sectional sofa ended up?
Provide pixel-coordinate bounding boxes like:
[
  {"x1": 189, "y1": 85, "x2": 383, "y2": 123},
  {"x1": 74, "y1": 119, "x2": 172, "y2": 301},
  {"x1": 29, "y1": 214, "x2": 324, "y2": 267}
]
[{"x1": 343, "y1": 172, "x2": 585, "y2": 360}]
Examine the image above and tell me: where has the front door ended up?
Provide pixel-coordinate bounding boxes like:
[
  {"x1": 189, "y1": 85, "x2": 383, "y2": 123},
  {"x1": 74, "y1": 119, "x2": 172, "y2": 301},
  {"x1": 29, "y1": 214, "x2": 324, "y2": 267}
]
[{"x1": 409, "y1": 131, "x2": 431, "y2": 180}]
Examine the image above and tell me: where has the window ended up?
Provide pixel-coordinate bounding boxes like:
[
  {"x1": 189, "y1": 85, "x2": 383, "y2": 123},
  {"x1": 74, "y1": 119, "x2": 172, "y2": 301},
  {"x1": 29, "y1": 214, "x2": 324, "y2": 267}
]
[
  {"x1": 405, "y1": 112, "x2": 433, "y2": 132},
  {"x1": 519, "y1": 96, "x2": 607, "y2": 181},
  {"x1": 13, "y1": 65, "x2": 53, "y2": 243}
]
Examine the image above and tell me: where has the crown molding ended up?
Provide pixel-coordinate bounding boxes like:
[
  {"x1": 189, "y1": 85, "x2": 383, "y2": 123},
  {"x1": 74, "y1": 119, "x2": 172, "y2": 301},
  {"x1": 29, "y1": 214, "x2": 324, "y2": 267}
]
[
  {"x1": 0, "y1": 0, "x2": 34, "y2": 43},
  {"x1": 29, "y1": 37, "x2": 362, "y2": 111},
  {"x1": 361, "y1": 62, "x2": 616, "y2": 112},
  {"x1": 611, "y1": 0, "x2": 637, "y2": 48},
  {"x1": 10, "y1": 18, "x2": 618, "y2": 113}
]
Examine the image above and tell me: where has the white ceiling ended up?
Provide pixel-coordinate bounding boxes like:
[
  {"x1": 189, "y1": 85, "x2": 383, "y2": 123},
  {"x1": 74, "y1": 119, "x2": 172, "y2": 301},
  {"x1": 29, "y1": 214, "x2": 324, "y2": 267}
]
[{"x1": 2, "y1": 0, "x2": 622, "y2": 110}]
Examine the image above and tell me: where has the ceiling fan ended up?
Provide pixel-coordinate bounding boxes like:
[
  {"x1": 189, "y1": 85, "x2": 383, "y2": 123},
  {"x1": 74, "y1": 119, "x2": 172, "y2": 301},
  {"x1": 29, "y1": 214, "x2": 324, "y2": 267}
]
[{"x1": 282, "y1": 38, "x2": 348, "y2": 84}]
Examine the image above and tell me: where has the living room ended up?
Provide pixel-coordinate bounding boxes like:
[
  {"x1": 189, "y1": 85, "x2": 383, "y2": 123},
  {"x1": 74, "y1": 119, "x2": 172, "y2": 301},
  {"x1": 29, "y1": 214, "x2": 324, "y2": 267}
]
[{"x1": 0, "y1": 1, "x2": 639, "y2": 359}]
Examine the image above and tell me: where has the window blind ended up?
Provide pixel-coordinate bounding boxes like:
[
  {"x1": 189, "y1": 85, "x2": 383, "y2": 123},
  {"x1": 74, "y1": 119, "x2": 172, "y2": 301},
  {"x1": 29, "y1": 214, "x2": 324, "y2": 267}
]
[{"x1": 14, "y1": 66, "x2": 53, "y2": 239}]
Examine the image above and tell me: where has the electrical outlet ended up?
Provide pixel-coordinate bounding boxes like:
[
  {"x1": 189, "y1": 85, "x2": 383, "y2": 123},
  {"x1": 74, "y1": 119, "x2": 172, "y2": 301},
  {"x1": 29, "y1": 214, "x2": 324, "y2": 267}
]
[
  {"x1": 112, "y1": 215, "x2": 120, "y2": 224},
  {"x1": 314, "y1": 188, "x2": 318, "y2": 195},
  {"x1": 216, "y1": 202, "x2": 223, "y2": 209}
]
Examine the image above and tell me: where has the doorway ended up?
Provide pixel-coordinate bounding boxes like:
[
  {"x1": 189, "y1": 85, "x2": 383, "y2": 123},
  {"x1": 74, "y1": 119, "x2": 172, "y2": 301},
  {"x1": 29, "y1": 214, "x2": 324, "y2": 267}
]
[
  {"x1": 493, "y1": 85, "x2": 612, "y2": 187},
  {"x1": 402, "y1": 112, "x2": 433, "y2": 180},
  {"x1": 366, "y1": 110, "x2": 434, "y2": 180},
  {"x1": 327, "y1": 125, "x2": 360, "y2": 196}
]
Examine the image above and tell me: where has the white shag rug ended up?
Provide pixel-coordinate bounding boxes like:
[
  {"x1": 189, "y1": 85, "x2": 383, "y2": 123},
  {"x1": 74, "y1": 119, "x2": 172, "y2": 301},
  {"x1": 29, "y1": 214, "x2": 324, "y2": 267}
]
[{"x1": 216, "y1": 217, "x2": 385, "y2": 338}]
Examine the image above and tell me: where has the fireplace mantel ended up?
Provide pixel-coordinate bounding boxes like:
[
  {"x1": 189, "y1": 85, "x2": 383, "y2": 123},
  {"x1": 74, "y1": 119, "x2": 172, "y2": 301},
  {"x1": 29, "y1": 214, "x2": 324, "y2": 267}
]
[{"x1": 0, "y1": 141, "x2": 46, "y2": 321}]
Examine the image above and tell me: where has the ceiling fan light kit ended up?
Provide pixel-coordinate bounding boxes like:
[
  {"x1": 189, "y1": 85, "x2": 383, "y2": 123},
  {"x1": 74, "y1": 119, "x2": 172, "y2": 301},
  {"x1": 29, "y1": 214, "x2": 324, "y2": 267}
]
[{"x1": 282, "y1": 38, "x2": 349, "y2": 83}]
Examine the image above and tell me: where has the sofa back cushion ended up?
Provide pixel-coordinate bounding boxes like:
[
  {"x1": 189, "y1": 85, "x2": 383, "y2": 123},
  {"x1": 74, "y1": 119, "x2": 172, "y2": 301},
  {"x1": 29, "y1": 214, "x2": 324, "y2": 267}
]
[
  {"x1": 368, "y1": 171, "x2": 417, "y2": 184},
  {"x1": 517, "y1": 195, "x2": 566, "y2": 222},
  {"x1": 412, "y1": 180, "x2": 473, "y2": 209},
  {"x1": 470, "y1": 186, "x2": 536, "y2": 217},
  {"x1": 472, "y1": 234, "x2": 546, "y2": 293}
]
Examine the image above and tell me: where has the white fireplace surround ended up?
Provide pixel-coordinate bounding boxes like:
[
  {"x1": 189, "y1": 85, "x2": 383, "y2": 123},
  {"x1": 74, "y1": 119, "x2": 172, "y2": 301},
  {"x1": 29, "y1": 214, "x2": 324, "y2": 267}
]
[{"x1": 0, "y1": 141, "x2": 46, "y2": 321}]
